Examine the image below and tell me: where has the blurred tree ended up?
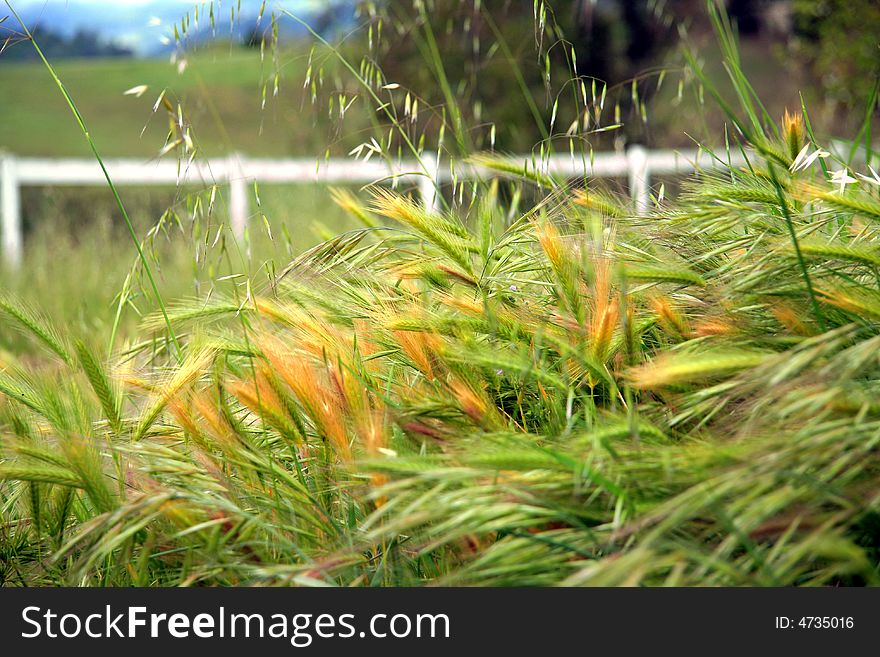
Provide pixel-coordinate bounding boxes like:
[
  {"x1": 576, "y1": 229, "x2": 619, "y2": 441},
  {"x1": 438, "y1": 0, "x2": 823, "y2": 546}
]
[
  {"x1": 360, "y1": 0, "x2": 688, "y2": 153},
  {"x1": 1, "y1": 25, "x2": 132, "y2": 60},
  {"x1": 789, "y1": 0, "x2": 880, "y2": 112},
  {"x1": 348, "y1": 0, "x2": 876, "y2": 154}
]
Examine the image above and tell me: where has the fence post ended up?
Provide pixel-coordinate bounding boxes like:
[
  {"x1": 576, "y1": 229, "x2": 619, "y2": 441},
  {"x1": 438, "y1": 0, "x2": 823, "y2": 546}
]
[
  {"x1": 627, "y1": 145, "x2": 650, "y2": 215},
  {"x1": 227, "y1": 153, "x2": 248, "y2": 240},
  {"x1": 1, "y1": 153, "x2": 22, "y2": 270},
  {"x1": 418, "y1": 151, "x2": 439, "y2": 213}
]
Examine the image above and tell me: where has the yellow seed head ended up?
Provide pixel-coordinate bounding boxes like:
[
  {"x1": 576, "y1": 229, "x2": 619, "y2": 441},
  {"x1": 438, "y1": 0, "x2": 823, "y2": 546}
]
[{"x1": 783, "y1": 109, "x2": 804, "y2": 161}]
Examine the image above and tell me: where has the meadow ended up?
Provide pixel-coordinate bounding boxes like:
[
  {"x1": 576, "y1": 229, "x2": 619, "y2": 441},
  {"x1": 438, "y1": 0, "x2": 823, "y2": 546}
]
[
  {"x1": 0, "y1": 45, "x2": 350, "y2": 158},
  {"x1": 1, "y1": 0, "x2": 880, "y2": 587}
]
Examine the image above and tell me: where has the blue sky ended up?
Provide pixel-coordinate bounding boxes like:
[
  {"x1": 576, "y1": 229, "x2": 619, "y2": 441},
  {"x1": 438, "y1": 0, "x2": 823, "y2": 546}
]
[{"x1": 11, "y1": 1, "x2": 335, "y2": 53}]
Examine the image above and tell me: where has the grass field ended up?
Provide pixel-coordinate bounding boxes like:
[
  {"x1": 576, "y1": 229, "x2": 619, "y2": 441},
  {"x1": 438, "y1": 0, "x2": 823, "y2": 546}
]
[
  {"x1": 0, "y1": 45, "x2": 362, "y2": 353},
  {"x1": 0, "y1": 181, "x2": 360, "y2": 356},
  {"x1": 0, "y1": 44, "x2": 356, "y2": 158}
]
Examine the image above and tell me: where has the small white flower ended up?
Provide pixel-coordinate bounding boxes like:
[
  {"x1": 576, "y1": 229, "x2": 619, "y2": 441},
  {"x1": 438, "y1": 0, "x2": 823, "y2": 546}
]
[
  {"x1": 790, "y1": 144, "x2": 829, "y2": 173},
  {"x1": 349, "y1": 138, "x2": 382, "y2": 163},
  {"x1": 123, "y1": 85, "x2": 148, "y2": 98},
  {"x1": 830, "y1": 168, "x2": 858, "y2": 193},
  {"x1": 856, "y1": 165, "x2": 880, "y2": 187},
  {"x1": 790, "y1": 144, "x2": 810, "y2": 171}
]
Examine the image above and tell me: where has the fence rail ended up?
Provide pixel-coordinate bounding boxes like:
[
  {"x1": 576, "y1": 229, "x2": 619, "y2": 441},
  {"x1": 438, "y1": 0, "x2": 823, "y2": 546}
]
[{"x1": 0, "y1": 146, "x2": 744, "y2": 269}]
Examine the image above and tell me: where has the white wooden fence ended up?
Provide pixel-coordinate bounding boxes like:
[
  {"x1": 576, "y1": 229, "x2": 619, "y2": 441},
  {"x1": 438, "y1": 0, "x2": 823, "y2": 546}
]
[{"x1": 0, "y1": 147, "x2": 743, "y2": 269}]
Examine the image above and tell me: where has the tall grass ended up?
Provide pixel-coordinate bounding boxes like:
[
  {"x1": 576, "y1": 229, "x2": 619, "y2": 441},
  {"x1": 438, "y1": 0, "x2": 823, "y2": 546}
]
[
  {"x1": 3, "y1": 0, "x2": 183, "y2": 359},
  {"x1": 2, "y1": 0, "x2": 880, "y2": 586},
  {"x1": 0, "y1": 183, "x2": 357, "y2": 358}
]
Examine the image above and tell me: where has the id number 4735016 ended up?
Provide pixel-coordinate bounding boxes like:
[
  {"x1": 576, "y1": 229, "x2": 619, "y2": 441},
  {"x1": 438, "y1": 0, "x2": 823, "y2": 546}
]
[{"x1": 775, "y1": 616, "x2": 854, "y2": 629}]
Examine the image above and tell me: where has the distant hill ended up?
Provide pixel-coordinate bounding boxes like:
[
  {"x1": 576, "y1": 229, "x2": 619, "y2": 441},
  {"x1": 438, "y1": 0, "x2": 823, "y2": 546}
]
[
  {"x1": 3, "y1": 0, "x2": 356, "y2": 58},
  {"x1": 1, "y1": 26, "x2": 133, "y2": 61}
]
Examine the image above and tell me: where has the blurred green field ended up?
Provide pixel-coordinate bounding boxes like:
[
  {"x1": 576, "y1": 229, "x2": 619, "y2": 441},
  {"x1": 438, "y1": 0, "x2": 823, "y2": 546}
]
[{"x1": 0, "y1": 45, "x2": 351, "y2": 158}]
